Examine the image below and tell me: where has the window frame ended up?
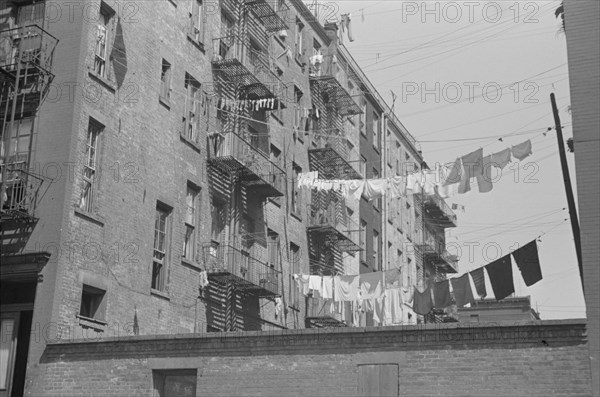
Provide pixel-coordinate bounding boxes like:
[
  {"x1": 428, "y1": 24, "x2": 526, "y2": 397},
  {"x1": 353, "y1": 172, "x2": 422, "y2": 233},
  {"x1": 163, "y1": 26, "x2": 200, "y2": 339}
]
[
  {"x1": 79, "y1": 119, "x2": 103, "y2": 213},
  {"x1": 152, "y1": 369, "x2": 197, "y2": 397},
  {"x1": 152, "y1": 204, "x2": 172, "y2": 292},
  {"x1": 94, "y1": 5, "x2": 112, "y2": 78},
  {"x1": 183, "y1": 184, "x2": 199, "y2": 261},
  {"x1": 160, "y1": 59, "x2": 172, "y2": 101},
  {"x1": 182, "y1": 73, "x2": 202, "y2": 144},
  {"x1": 291, "y1": 163, "x2": 302, "y2": 218},
  {"x1": 79, "y1": 284, "x2": 107, "y2": 321}
]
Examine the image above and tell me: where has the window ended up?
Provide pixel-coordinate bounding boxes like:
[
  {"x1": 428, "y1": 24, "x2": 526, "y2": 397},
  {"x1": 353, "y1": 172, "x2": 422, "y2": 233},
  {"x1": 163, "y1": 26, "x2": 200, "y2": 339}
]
[
  {"x1": 94, "y1": 5, "x2": 112, "y2": 77},
  {"x1": 5, "y1": 117, "x2": 33, "y2": 169},
  {"x1": 79, "y1": 284, "x2": 106, "y2": 321},
  {"x1": 291, "y1": 163, "x2": 302, "y2": 217},
  {"x1": 153, "y1": 369, "x2": 197, "y2": 397},
  {"x1": 79, "y1": 120, "x2": 102, "y2": 213},
  {"x1": 386, "y1": 130, "x2": 391, "y2": 165},
  {"x1": 0, "y1": 314, "x2": 18, "y2": 391},
  {"x1": 270, "y1": 145, "x2": 283, "y2": 205},
  {"x1": 396, "y1": 142, "x2": 402, "y2": 175},
  {"x1": 372, "y1": 112, "x2": 380, "y2": 150},
  {"x1": 160, "y1": 59, "x2": 172, "y2": 101},
  {"x1": 211, "y1": 199, "x2": 226, "y2": 243},
  {"x1": 359, "y1": 100, "x2": 367, "y2": 136},
  {"x1": 373, "y1": 230, "x2": 379, "y2": 269},
  {"x1": 470, "y1": 314, "x2": 480, "y2": 322},
  {"x1": 360, "y1": 156, "x2": 367, "y2": 179},
  {"x1": 289, "y1": 242, "x2": 301, "y2": 308},
  {"x1": 295, "y1": 19, "x2": 304, "y2": 57},
  {"x1": 267, "y1": 229, "x2": 280, "y2": 268},
  {"x1": 152, "y1": 205, "x2": 171, "y2": 292},
  {"x1": 293, "y1": 86, "x2": 303, "y2": 130},
  {"x1": 387, "y1": 241, "x2": 392, "y2": 268},
  {"x1": 182, "y1": 73, "x2": 201, "y2": 144},
  {"x1": 189, "y1": 0, "x2": 205, "y2": 44},
  {"x1": 359, "y1": 219, "x2": 367, "y2": 263},
  {"x1": 373, "y1": 168, "x2": 381, "y2": 210},
  {"x1": 183, "y1": 184, "x2": 199, "y2": 261}
]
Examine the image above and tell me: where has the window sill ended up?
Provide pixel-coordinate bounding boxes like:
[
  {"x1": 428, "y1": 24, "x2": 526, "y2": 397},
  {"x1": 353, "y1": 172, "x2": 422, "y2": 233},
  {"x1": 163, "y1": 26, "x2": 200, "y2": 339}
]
[
  {"x1": 268, "y1": 198, "x2": 282, "y2": 207},
  {"x1": 77, "y1": 314, "x2": 107, "y2": 332},
  {"x1": 290, "y1": 212, "x2": 302, "y2": 222},
  {"x1": 159, "y1": 96, "x2": 171, "y2": 109},
  {"x1": 187, "y1": 35, "x2": 206, "y2": 53},
  {"x1": 74, "y1": 208, "x2": 105, "y2": 227},
  {"x1": 88, "y1": 71, "x2": 116, "y2": 93},
  {"x1": 151, "y1": 288, "x2": 171, "y2": 301},
  {"x1": 181, "y1": 257, "x2": 202, "y2": 271},
  {"x1": 179, "y1": 133, "x2": 202, "y2": 153}
]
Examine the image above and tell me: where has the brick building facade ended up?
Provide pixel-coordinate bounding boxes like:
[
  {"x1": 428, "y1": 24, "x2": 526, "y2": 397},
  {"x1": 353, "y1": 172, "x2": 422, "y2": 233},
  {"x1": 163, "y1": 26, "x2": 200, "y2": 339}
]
[{"x1": 1, "y1": 0, "x2": 458, "y2": 395}]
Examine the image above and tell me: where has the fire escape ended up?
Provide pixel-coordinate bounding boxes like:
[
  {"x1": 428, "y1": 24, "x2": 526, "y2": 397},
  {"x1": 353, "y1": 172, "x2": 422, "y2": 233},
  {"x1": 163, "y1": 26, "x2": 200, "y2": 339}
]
[
  {"x1": 203, "y1": 0, "x2": 288, "y2": 331},
  {"x1": 1, "y1": 21, "x2": 57, "y2": 257},
  {"x1": 304, "y1": 26, "x2": 362, "y2": 328},
  {"x1": 414, "y1": 191, "x2": 459, "y2": 323}
]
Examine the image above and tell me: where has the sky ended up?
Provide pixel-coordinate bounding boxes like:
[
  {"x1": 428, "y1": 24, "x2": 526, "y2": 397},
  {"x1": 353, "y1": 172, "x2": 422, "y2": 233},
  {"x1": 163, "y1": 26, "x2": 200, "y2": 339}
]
[{"x1": 326, "y1": 0, "x2": 584, "y2": 319}]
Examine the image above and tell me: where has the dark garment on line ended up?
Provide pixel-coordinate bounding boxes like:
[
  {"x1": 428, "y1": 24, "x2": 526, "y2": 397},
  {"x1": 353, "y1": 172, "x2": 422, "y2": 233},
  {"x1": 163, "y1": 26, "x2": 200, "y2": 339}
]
[
  {"x1": 512, "y1": 240, "x2": 543, "y2": 287},
  {"x1": 433, "y1": 280, "x2": 452, "y2": 308},
  {"x1": 413, "y1": 286, "x2": 433, "y2": 315},
  {"x1": 470, "y1": 267, "x2": 487, "y2": 298},
  {"x1": 451, "y1": 274, "x2": 476, "y2": 307},
  {"x1": 485, "y1": 255, "x2": 515, "y2": 301}
]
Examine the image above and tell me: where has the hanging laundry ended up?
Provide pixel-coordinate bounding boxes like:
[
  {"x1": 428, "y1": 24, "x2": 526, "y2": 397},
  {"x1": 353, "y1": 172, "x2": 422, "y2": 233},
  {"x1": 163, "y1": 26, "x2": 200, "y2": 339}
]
[
  {"x1": 294, "y1": 274, "x2": 310, "y2": 295},
  {"x1": 485, "y1": 255, "x2": 515, "y2": 301},
  {"x1": 199, "y1": 270, "x2": 210, "y2": 289},
  {"x1": 373, "y1": 297, "x2": 385, "y2": 326},
  {"x1": 347, "y1": 180, "x2": 366, "y2": 200},
  {"x1": 512, "y1": 240, "x2": 543, "y2": 287},
  {"x1": 433, "y1": 279, "x2": 452, "y2": 308},
  {"x1": 383, "y1": 289, "x2": 394, "y2": 325},
  {"x1": 442, "y1": 158, "x2": 462, "y2": 186},
  {"x1": 413, "y1": 285, "x2": 433, "y2": 315},
  {"x1": 391, "y1": 288, "x2": 404, "y2": 324},
  {"x1": 359, "y1": 272, "x2": 384, "y2": 300},
  {"x1": 385, "y1": 268, "x2": 402, "y2": 287},
  {"x1": 422, "y1": 169, "x2": 439, "y2": 195},
  {"x1": 450, "y1": 274, "x2": 476, "y2": 307},
  {"x1": 389, "y1": 176, "x2": 406, "y2": 198},
  {"x1": 274, "y1": 297, "x2": 283, "y2": 317},
  {"x1": 362, "y1": 179, "x2": 388, "y2": 200},
  {"x1": 406, "y1": 172, "x2": 421, "y2": 192},
  {"x1": 459, "y1": 148, "x2": 483, "y2": 194},
  {"x1": 476, "y1": 155, "x2": 494, "y2": 193},
  {"x1": 340, "y1": 13, "x2": 354, "y2": 42},
  {"x1": 352, "y1": 300, "x2": 361, "y2": 327},
  {"x1": 491, "y1": 148, "x2": 512, "y2": 169},
  {"x1": 438, "y1": 182, "x2": 459, "y2": 199},
  {"x1": 322, "y1": 276, "x2": 334, "y2": 299},
  {"x1": 334, "y1": 275, "x2": 360, "y2": 301},
  {"x1": 308, "y1": 275, "x2": 323, "y2": 297},
  {"x1": 469, "y1": 267, "x2": 487, "y2": 298},
  {"x1": 511, "y1": 139, "x2": 533, "y2": 161}
]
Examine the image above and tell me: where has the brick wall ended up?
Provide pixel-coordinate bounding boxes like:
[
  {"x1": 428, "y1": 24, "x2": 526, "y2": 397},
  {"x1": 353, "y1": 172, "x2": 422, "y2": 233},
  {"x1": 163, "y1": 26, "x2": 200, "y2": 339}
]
[
  {"x1": 29, "y1": 320, "x2": 591, "y2": 396},
  {"x1": 563, "y1": 1, "x2": 600, "y2": 395}
]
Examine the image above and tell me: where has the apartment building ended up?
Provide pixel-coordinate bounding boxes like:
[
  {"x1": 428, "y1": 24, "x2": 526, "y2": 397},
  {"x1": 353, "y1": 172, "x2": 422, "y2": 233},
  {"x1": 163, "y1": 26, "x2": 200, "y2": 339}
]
[{"x1": 0, "y1": 0, "x2": 456, "y2": 394}]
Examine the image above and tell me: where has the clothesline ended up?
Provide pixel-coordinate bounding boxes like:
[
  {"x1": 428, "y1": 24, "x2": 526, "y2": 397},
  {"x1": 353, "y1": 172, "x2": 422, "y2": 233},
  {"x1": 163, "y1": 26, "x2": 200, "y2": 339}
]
[
  {"x1": 297, "y1": 138, "x2": 535, "y2": 201},
  {"x1": 413, "y1": 239, "x2": 543, "y2": 315}
]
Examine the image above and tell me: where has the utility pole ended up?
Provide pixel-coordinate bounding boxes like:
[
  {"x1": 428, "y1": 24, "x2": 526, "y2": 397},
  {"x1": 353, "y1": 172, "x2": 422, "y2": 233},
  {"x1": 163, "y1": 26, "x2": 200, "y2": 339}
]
[{"x1": 550, "y1": 93, "x2": 583, "y2": 290}]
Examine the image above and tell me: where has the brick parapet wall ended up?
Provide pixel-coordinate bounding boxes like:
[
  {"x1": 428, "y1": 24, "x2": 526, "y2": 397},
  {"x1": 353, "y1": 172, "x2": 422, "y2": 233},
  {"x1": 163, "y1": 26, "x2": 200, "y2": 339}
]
[{"x1": 29, "y1": 320, "x2": 592, "y2": 396}]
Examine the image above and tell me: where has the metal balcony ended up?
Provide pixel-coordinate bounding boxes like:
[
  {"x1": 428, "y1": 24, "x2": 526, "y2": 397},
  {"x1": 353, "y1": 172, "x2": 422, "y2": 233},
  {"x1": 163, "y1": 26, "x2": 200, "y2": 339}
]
[
  {"x1": 309, "y1": 128, "x2": 362, "y2": 180},
  {"x1": 309, "y1": 258, "x2": 343, "y2": 276},
  {"x1": 207, "y1": 131, "x2": 285, "y2": 197},
  {"x1": 245, "y1": 0, "x2": 289, "y2": 32},
  {"x1": 0, "y1": 24, "x2": 58, "y2": 109},
  {"x1": 416, "y1": 238, "x2": 459, "y2": 274},
  {"x1": 309, "y1": 58, "x2": 361, "y2": 116},
  {"x1": 212, "y1": 35, "x2": 286, "y2": 101},
  {"x1": 418, "y1": 192, "x2": 458, "y2": 228},
  {"x1": 305, "y1": 296, "x2": 347, "y2": 328},
  {"x1": 1, "y1": 167, "x2": 43, "y2": 220},
  {"x1": 306, "y1": 203, "x2": 361, "y2": 253},
  {"x1": 202, "y1": 243, "x2": 281, "y2": 297}
]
